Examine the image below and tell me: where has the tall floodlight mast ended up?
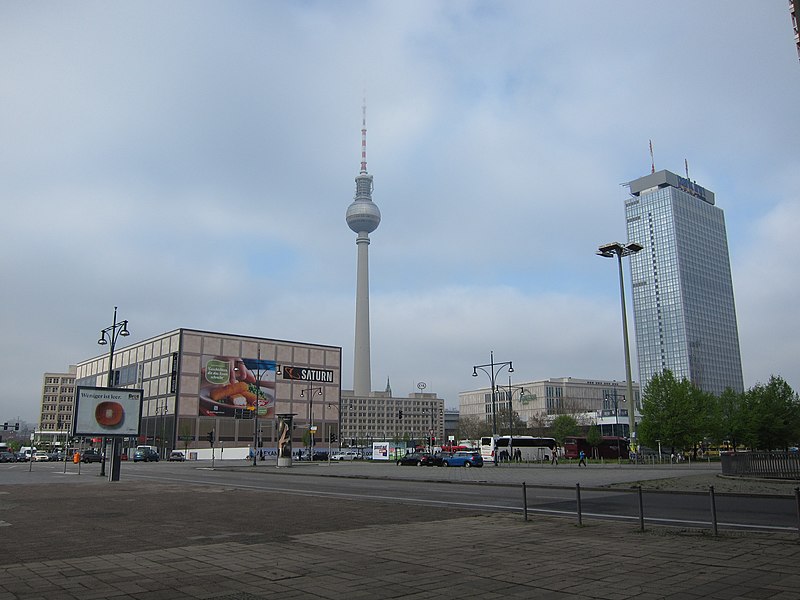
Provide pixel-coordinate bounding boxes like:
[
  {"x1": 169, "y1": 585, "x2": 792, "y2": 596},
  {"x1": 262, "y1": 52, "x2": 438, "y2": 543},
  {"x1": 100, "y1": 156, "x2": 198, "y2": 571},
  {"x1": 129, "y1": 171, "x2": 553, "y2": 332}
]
[{"x1": 346, "y1": 101, "x2": 381, "y2": 397}]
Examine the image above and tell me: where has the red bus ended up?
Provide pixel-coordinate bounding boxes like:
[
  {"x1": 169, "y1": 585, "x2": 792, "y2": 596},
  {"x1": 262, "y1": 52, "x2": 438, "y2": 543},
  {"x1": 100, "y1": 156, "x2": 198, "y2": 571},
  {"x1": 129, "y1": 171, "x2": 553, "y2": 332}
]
[{"x1": 564, "y1": 436, "x2": 628, "y2": 460}]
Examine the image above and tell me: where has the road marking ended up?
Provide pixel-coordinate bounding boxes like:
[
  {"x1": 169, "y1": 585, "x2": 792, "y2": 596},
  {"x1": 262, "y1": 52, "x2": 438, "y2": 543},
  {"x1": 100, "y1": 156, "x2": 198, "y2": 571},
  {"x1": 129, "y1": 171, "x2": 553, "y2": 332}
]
[{"x1": 125, "y1": 472, "x2": 798, "y2": 534}]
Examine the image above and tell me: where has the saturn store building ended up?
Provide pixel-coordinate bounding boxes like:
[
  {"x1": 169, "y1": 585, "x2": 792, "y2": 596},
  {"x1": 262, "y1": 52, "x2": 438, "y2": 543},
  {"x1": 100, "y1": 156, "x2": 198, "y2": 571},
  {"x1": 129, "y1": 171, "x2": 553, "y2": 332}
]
[{"x1": 74, "y1": 328, "x2": 342, "y2": 458}]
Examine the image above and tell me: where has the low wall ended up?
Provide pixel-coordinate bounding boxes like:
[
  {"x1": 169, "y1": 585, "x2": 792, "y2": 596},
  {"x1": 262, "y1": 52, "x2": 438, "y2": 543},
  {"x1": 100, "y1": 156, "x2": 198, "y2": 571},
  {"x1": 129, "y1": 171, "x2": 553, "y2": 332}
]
[{"x1": 720, "y1": 451, "x2": 800, "y2": 480}]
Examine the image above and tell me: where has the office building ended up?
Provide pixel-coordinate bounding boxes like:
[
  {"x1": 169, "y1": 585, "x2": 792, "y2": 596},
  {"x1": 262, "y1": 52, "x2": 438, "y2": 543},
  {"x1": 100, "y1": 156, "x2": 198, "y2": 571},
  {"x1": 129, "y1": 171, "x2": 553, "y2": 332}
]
[
  {"x1": 36, "y1": 366, "x2": 76, "y2": 446},
  {"x1": 459, "y1": 377, "x2": 640, "y2": 437},
  {"x1": 625, "y1": 170, "x2": 744, "y2": 396},
  {"x1": 340, "y1": 382, "x2": 444, "y2": 448}
]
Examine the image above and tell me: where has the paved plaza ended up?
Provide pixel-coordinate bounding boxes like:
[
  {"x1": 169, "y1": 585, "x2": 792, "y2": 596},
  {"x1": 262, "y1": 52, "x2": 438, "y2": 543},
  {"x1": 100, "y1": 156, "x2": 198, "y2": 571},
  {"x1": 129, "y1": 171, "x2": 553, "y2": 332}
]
[{"x1": 1, "y1": 462, "x2": 799, "y2": 599}]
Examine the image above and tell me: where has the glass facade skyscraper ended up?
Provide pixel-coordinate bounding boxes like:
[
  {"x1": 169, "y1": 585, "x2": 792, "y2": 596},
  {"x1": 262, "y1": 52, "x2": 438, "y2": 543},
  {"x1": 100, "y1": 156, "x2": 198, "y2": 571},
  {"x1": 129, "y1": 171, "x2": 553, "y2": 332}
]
[{"x1": 625, "y1": 170, "x2": 744, "y2": 396}]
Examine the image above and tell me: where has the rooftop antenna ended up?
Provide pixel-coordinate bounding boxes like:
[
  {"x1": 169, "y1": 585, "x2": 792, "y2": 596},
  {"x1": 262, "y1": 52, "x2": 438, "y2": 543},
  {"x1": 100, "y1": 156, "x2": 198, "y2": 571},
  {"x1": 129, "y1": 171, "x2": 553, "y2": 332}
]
[
  {"x1": 649, "y1": 139, "x2": 655, "y2": 174},
  {"x1": 685, "y1": 158, "x2": 690, "y2": 180},
  {"x1": 360, "y1": 96, "x2": 368, "y2": 174}
]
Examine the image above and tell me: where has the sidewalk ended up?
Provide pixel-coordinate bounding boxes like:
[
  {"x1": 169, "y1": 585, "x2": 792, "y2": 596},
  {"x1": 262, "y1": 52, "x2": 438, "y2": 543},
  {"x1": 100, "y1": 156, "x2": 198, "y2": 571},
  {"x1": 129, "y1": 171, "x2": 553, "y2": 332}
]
[{"x1": 1, "y1": 470, "x2": 798, "y2": 599}]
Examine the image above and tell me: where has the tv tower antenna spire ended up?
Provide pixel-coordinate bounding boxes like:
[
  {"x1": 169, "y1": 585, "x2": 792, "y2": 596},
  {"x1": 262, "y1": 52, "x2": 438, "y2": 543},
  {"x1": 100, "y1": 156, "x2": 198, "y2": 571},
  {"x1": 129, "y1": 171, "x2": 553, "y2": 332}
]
[{"x1": 360, "y1": 98, "x2": 368, "y2": 174}]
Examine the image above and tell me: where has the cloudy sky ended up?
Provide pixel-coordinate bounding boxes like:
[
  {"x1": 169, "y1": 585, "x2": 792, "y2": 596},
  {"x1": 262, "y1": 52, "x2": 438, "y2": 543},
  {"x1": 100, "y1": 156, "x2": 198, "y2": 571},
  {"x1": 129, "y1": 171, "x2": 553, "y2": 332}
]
[{"x1": 2, "y1": 1, "x2": 798, "y2": 424}]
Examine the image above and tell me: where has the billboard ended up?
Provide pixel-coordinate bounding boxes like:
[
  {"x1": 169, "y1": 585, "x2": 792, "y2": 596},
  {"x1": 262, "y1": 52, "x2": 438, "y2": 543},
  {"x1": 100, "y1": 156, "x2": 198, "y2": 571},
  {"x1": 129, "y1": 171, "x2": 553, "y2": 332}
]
[
  {"x1": 372, "y1": 441, "x2": 390, "y2": 461},
  {"x1": 73, "y1": 386, "x2": 144, "y2": 437},
  {"x1": 199, "y1": 355, "x2": 277, "y2": 418}
]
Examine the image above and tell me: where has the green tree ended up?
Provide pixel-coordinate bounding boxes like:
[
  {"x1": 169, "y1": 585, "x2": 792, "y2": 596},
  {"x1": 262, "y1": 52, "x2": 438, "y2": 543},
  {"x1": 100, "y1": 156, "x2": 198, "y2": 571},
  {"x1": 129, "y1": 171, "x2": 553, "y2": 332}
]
[
  {"x1": 550, "y1": 414, "x2": 579, "y2": 447},
  {"x1": 638, "y1": 369, "x2": 710, "y2": 455},
  {"x1": 585, "y1": 424, "x2": 602, "y2": 458},
  {"x1": 745, "y1": 376, "x2": 800, "y2": 451},
  {"x1": 711, "y1": 388, "x2": 748, "y2": 451}
]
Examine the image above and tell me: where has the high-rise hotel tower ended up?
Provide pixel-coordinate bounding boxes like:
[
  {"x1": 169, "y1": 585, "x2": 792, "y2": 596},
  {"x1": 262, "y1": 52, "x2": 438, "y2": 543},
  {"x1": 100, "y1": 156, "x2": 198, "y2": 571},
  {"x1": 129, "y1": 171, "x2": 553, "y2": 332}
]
[{"x1": 625, "y1": 170, "x2": 744, "y2": 396}]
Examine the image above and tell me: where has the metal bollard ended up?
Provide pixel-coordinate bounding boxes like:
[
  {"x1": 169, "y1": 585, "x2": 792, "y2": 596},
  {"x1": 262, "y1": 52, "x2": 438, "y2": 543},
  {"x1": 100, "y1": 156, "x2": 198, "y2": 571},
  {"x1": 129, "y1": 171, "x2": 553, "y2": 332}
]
[
  {"x1": 638, "y1": 485, "x2": 645, "y2": 532},
  {"x1": 709, "y1": 485, "x2": 718, "y2": 536},
  {"x1": 523, "y1": 482, "x2": 528, "y2": 522},
  {"x1": 576, "y1": 483, "x2": 582, "y2": 526}
]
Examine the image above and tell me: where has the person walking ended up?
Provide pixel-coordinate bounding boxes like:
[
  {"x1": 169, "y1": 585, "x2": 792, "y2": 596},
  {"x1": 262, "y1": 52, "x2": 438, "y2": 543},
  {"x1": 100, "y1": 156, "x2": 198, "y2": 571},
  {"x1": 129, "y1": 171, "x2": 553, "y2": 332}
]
[
  {"x1": 550, "y1": 447, "x2": 559, "y2": 465},
  {"x1": 578, "y1": 449, "x2": 587, "y2": 467}
]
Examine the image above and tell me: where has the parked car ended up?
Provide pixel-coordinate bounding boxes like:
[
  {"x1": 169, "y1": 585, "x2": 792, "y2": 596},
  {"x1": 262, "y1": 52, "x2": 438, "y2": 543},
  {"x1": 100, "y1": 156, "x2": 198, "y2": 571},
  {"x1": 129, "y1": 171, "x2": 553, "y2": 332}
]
[
  {"x1": 15, "y1": 452, "x2": 29, "y2": 462},
  {"x1": 440, "y1": 451, "x2": 483, "y2": 468},
  {"x1": 48, "y1": 451, "x2": 67, "y2": 462},
  {"x1": 330, "y1": 451, "x2": 358, "y2": 461},
  {"x1": 0, "y1": 451, "x2": 17, "y2": 463},
  {"x1": 133, "y1": 448, "x2": 160, "y2": 462},
  {"x1": 431, "y1": 452, "x2": 452, "y2": 466},
  {"x1": 168, "y1": 451, "x2": 185, "y2": 462},
  {"x1": 397, "y1": 452, "x2": 434, "y2": 466},
  {"x1": 81, "y1": 448, "x2": 103, "y2": 463},
  {"x1": 32, "y1": 451, "x2": 50, "y2": 462}
]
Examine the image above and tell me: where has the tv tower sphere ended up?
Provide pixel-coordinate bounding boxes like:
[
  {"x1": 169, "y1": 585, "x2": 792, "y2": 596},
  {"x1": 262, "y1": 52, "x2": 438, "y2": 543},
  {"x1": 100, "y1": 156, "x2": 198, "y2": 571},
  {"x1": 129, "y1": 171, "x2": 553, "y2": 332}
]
[{"x1": 346, "y1": 189, "x2": 381, "y2": 234}]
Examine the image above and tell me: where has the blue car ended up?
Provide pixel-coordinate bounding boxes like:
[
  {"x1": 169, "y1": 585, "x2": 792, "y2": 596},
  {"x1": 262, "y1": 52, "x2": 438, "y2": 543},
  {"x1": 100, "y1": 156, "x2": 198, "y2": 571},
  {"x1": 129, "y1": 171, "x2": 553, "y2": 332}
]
[{"x1": 440, "y1": 451, "x2": 483, "y2": 468}]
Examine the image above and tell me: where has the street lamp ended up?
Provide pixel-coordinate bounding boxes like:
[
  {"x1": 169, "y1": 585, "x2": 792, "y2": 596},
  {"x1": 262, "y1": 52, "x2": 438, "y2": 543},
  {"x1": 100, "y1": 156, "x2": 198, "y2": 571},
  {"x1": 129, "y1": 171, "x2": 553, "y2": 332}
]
[
  {"x1": 597, "y1": 241, "x2": 642, "y2": 456},
  {"x1": 472, "y1": 351, "x2": 514, "y2": 441},
  {"x1": 499, "y1": 376, "x2": 527, "y2": 447},
  {"x1": 236, "y1": 352, "x2": 279, "y2": 467},
  {"x1": 97, "y1": 306, "x2": 130, "y2": 480},
  {"x1": 300, "y1": 385, "x2": 323, "y2": 461},
  {"x1": 326, "y1": 402, "x2": 341, "y2": 453}
]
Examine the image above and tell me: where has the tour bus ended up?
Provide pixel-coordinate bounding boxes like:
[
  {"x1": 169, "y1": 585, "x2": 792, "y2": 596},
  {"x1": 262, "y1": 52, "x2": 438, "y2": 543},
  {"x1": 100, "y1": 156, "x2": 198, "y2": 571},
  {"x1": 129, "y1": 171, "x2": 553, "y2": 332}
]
[
  {"x1": 480, "y1": 436, "x2": 557, "y2": 463},
  {"x1": 563, "y1": 436, "x2": 629, "y2": 460}
]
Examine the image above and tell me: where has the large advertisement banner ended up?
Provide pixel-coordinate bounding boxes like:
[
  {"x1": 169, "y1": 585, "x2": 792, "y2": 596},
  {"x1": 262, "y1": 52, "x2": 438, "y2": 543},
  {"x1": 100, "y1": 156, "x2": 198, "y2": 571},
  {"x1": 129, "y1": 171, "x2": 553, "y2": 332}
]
[
  {"x1": 199, "y1": 355, "x2": 277, "y2": 418},
  {"x1": 74, "y1": 387, "x2": 143, "y2": 437}
]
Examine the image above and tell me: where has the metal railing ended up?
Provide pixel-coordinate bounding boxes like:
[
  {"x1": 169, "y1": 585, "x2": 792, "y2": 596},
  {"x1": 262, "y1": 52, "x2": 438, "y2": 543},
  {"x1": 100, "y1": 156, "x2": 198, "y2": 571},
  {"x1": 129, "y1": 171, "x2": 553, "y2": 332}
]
[{"x1": 721, "y1": 451, "x2": 800, "y2": 480}]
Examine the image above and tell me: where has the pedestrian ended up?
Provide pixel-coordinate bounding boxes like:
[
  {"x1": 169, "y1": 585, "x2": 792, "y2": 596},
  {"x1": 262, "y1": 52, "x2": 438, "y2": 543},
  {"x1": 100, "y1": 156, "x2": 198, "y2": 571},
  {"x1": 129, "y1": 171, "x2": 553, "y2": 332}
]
[
  {"x1": 550, "y1": 447, "x2": 559, "y2": 465},
  {"x1": 515, "y1": 448, "x2": 522, "y2": 462},
  {"x1": 578, "y1": 449, "x2": 587, "y2": 467}
]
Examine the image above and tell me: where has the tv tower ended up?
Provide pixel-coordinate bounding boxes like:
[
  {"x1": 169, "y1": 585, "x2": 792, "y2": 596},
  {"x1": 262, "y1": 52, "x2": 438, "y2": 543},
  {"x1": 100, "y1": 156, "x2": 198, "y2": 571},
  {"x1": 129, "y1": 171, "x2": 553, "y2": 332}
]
[{"x1": 346, "y1": 101, "x2": 381, "y2": 397}]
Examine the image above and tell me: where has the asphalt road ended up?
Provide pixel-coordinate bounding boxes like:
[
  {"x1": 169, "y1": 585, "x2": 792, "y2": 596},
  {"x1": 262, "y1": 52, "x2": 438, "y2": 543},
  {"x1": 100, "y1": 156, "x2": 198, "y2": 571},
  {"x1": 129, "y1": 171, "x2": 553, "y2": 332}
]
[{"x1": 3, "y1": 459, "x2": 795, "y2": 534}]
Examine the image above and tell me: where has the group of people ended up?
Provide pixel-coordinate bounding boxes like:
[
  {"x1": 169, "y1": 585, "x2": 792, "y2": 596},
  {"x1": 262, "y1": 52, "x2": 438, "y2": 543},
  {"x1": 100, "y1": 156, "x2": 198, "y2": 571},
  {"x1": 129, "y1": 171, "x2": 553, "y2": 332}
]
[{"x1": 497, "y1": 448, "x2": 523, "y2": 462}]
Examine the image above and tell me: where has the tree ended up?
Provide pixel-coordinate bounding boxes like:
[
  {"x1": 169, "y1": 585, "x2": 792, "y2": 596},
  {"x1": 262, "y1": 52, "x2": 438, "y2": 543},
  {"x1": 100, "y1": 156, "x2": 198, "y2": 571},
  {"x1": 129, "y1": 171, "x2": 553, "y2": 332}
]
[
  {"x1": 711, "y1": 388, "x2": 748, "y2": 451},
  {"x1": 550, "y1": 414, "x2": 579, "y2": 447},
  {"x1": 585, "y1": 424, "x2": 602, "y2": 458},
  {"x1": 496, "y1": 405, "x2": 527, "y2": 436},
  {"x1": 637, "y1": 369, "x2": 710, "y2": 455},
  {"x1": 745, "y1": 376, "x2": 800, "y2": 451},
  {"x1": 457, "y1": 415, "x2": 490, "y2": 441}
]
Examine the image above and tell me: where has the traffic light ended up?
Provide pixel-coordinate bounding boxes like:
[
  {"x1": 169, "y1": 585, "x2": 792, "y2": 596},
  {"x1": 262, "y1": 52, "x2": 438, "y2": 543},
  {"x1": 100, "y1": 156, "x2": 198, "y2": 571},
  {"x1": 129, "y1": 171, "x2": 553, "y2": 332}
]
[
  {"x1": 397, "y1": 410, "x2": 403, "y2": 419},
  {"x1": 329, "y1": 432, "x2": 337, "y2": 443},
  {"x1": 15, "y1": 423, "x2": 19, "y2": 431},
  {"x1": 206, "y1": 430, "x2": 215, "y2": 446}
]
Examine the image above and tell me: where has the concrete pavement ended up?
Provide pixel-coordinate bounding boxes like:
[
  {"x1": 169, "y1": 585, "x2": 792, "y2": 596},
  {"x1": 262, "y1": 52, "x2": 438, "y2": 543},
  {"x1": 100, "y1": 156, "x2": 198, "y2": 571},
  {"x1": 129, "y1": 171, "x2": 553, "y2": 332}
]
[{"x1": 1, "y1": 462, "x2": 798, "y2": 599}]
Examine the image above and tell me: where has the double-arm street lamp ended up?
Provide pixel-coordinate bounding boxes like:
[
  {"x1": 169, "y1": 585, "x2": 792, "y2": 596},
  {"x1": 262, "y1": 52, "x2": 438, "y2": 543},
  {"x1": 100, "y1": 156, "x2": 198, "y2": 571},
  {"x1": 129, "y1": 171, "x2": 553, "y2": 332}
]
[
  {"x1": 472, "y1": 351, "x2": 514, "y2": 439},
  {"x1": 300, "y1": 385, "x2": 323, "y2": 461},
  {"x1": 97, "y1": 306, "x2": 130, "y2": 480},
  {"x1": 597, "y1": 241, "x2": 642, "y2": 455}
]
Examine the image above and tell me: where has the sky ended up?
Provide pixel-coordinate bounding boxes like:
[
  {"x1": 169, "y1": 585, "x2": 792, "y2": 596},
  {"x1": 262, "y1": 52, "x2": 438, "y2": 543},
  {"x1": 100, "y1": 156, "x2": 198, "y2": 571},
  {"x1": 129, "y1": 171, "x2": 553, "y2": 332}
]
[{"x1": 2, "y1": 1, "x2": 799, "y2": 424}]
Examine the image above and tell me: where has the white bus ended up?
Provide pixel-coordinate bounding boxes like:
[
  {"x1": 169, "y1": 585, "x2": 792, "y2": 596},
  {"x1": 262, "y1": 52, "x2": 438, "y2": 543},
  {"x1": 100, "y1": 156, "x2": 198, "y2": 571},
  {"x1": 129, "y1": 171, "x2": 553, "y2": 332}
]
[{"x1": 480, "y1": 436, "x2": 556, "y2": 463}]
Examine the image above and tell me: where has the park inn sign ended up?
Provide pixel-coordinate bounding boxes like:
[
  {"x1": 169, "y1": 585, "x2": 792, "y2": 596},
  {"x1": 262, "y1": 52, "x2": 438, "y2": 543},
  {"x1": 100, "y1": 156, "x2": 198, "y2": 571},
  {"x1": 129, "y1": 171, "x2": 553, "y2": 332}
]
[{"x1": 281, "y1": 366, "x2": 334, "y2": 383}]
